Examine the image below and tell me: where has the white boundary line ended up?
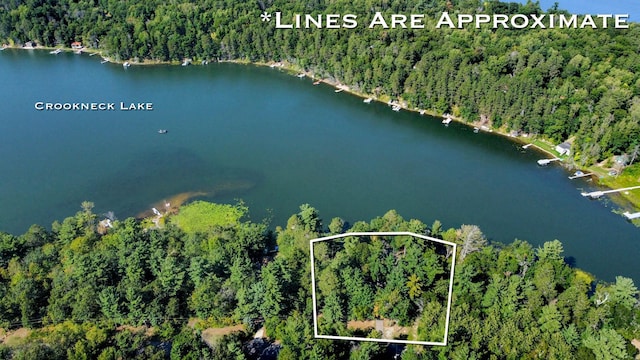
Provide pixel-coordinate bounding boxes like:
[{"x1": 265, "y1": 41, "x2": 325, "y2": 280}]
[{"x1": 309, "y1": 231, "x2": 457, "y2": 346}]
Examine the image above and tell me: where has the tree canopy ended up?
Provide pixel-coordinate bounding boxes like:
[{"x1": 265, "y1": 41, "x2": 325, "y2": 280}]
[
  {"x1": 0, "y1": 202, "x2": 638, "y2": 358},
  {"x1": 1, "y1": 0, "x2": 639, "y2": 163}
]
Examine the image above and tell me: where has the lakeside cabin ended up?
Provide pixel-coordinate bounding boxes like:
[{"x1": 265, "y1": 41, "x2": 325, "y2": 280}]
[
  {"x1": 71, "y1": 41, "x2": 82, "y2": 49},
  {"x1": 556, "y1": 142, "x2": 571, "y2": 156}
]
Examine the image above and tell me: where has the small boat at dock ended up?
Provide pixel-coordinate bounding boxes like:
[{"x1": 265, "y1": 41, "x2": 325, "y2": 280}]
[
  {"x1": 568, "y1": 171, "x2": 593, "y2": 180},
  {"x1": 537, "y1": 158, "x2": 560, "y2": 166},
  {"x1": 296, "y1": 73, "x2": 305, "y2": 78},
  {"x1": 474, "y1": 127, "x2": 479, "y2": 133},
  {"x1": 101, "y1": 59, "x2": 109, "y2": 64},
  {"x1": 335, "y1": 88, "x2": 344, "y2": 93},
  {"x1": 419, "y1": 110, "x2": 425, "y2": 115},
  {"x1": 50, "y1": 48, "x2": 62, "y2": 54},
  {"x1": 123, "y1": 61, "x2": 130, "y2": 68},
  {"x1": 442, "y1": 118, "x2": 452, "y2": 125},
  {"x1": 391, "y1": 105, "x2": 401, "y2": 112},
  {"x1": 364, "y1": 98, "x2": 373, "y2": 104}
]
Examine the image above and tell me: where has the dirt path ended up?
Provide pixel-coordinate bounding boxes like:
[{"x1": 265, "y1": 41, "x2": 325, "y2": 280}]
[
  {"x1": 347, "y1": 319, "x2": 409, "y2": 339},
  {"x1": 631, "y1": 339, "x2": 640, "y2": 359},
  {"x1": 201, "y1": 324, "x2": 245, "y2": 347},
  {"x1": 0, "y1": 328, "x2": 31, "y2": 346}
]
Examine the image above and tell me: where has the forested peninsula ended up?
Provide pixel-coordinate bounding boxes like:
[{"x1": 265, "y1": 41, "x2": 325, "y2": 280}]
[
  {"x1": 1, "y1": 0, "x2": 640, "y2": 167},
  {"x1": 0, "y1": 202, "x2": 639, "y2": 359}
]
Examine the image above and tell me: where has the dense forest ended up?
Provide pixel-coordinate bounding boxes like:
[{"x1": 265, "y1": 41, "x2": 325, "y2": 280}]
[
  {"x1": 2, "y1": 0, "x2": 640, "y2": 354},
  {"x1": 0, "y1": 201, "x2": 638, "y2": 359},
  {"x1": 313, "y1": 232, "x2": 454, "y2": 344},
  {"x1": 1, "y1": 0, "x2": 640, "y2": 165}
]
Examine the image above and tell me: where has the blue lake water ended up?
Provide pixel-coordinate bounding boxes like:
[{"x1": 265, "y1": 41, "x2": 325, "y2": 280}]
[{"x1": 0, "y1": 49, "x2": 638, "y2": 282}]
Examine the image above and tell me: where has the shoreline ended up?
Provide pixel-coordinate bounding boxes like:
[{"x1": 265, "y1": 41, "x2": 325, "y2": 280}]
[
  {"x1": 268, "y1": 63, "x2": 639, "y2": 214},
  {"x1": 3, "y1": 45, "x2": 638, "y2": 213}
]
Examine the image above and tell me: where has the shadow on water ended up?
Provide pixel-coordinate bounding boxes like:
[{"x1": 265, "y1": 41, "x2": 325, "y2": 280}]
[
  {"x1": 564, "y1": 256, "x2": 577, "y2": 269},
  {"x1": 63, "y1": 147, "x2": 262, "y2": 219}
]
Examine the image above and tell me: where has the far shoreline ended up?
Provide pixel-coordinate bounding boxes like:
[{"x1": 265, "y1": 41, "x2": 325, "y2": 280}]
[{"x1": 4, "y1": 44, "x2": 638, "y2": 214}]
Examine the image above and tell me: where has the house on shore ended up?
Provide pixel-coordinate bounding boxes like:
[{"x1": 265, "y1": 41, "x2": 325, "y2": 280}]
[
  {"x1": 556, "y1": 142, "x2": 571, "y2": 156},
  {"x1": 614, "y1": 154, "x2": 629, "y2": 166},
  {"x1": 71, "y1": 41, "x2": 83, "y2": 49}
]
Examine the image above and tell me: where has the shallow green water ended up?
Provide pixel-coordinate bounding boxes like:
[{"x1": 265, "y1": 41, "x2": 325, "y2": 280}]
[{"x1": 0, "y1": 49, "x2": 637, "y2": 281}]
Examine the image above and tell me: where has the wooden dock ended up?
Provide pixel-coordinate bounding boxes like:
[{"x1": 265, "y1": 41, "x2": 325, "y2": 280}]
[
  {"x1": 623, "y1": 212, "x2": 640, "y2": 220},
  {"x1": 581, "y1": 185, "x2": 640, "y2": 199},
  {"x1": 569, "y1": 172, "x2": 593, "y2": 180},
  {"x1": 537, "y1": 158, "x2": 560, "y2": 166}
]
